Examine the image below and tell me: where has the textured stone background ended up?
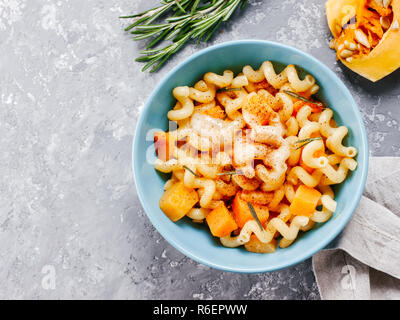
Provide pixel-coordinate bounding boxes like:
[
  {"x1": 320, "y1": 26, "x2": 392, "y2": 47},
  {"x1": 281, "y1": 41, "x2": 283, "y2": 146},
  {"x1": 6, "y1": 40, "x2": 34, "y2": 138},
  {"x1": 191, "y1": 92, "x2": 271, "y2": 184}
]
[{"x1": 0, "y1": 0, "x2": 399, "y2": 299}]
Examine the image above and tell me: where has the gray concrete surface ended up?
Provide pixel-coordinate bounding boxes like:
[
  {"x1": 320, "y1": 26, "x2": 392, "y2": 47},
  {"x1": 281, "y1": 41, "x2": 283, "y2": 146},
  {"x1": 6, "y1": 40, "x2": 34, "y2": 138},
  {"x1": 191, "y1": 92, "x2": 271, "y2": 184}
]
[{"x1": 0, "y1": 0, "x2": 399, "y2": 299}]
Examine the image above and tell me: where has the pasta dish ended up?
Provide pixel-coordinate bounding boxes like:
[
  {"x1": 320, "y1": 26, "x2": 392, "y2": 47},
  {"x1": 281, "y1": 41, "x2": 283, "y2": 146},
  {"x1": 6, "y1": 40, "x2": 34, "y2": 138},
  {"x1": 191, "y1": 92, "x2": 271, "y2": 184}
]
[{"x1": 153, "y1": 61, "x2": 358, "y2": 253}]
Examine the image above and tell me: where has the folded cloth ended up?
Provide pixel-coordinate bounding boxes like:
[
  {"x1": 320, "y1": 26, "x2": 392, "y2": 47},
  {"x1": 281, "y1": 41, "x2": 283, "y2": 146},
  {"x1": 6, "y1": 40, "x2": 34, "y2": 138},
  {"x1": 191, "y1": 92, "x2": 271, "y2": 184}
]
[{"x1": 312, "y1": 157, "x2": 400, "y2": 300}]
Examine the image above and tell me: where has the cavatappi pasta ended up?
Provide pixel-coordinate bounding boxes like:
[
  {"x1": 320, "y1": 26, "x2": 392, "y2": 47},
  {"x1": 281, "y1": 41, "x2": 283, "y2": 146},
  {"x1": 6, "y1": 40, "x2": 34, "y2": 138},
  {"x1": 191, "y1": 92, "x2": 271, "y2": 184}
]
[{"x1": 153, "y1": 61, "x2": 358, "y2": 254}]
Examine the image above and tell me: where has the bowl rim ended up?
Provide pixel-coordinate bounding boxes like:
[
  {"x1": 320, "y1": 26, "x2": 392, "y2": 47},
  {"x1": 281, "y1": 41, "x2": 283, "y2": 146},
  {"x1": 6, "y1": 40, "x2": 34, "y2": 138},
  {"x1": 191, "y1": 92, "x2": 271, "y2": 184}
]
[{"x1": 132, "y1": 39, "x2": 369, "y2": 273}]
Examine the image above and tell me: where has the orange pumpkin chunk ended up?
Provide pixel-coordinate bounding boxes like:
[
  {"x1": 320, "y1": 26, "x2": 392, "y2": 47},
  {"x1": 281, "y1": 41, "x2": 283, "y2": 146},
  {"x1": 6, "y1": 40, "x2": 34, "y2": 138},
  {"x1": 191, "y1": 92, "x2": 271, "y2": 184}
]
[
  {"x1": 232, "y1": 193, "x2": 269, "y2": 228},
  {"x1": 206, "y1": 202, "x2": 238, "y2": 237},
  {"x1": 289, "y1": 185, "x2": 321, "y2": 217},
  {"x1": 159, "y1": 182, "x2": 199, "y2": 222}
]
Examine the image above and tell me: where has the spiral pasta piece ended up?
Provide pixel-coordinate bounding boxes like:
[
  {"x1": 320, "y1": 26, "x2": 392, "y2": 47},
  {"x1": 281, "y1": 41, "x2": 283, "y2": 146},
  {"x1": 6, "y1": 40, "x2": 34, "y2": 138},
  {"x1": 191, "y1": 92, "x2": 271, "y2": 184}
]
[
  {"x1": 204, "y1": 70, "x2": 234, "y2": 88},
  {"x1": 320, "y1": 158, "x2": 357, "y2": 185},
  {"x1": 285, "y1": 64, "x2": 316, "y2": 92},
  {"x1": 168, "y1": 87, "x2": 194, "y2": 121},
  {"x1": 189, "y1": 81, "x2": 216, "y2": 103},
  {"x1": 286, "y1": 136, "x2": 302, "y2": 166},
  {"x1": 215, "y1": 179, "x2": 238, "y2": 197},
  {"x1": 231, "y1": 75, "x2": 249, "y2": 88},
  {"x1": 301, "y1": 140, "x2": 328, "y2": 168},
  {"x1": 187, "y1": 208, "x2": 210, "y2": 220},
  {"x1": 276, "y1": 92, "x2": 294, "y2": 122},
  {"x1": 261, "y1": 61, "x2": 290, "y2": 89},
  {"x1": 240, "y1": 190, "x2": 274, "y2": 205},
  {"x1": 287, "y1": 166, "x2": 324, "y2": 187},
  {"x1": 285, "y1": 117, "x2": 299, "y2": 137},
  {"x1": 242, "y1": 65, "x2": 265, "y2": 83},
  {"x1": 319, "y1": 109, "x2": 357, "y2": 158},
  {"x1": 217, "y1": 91, "x2": 247, "y2": 120},
  {"x1": 193, "y1": 178, "x2": 216, "y2": 208},
  {"x1": 232, "y1": 174, "x2": 260, "y2": 191},
  {"x1": 154, "y1": 159, "x2": 180, "y2": 173}
]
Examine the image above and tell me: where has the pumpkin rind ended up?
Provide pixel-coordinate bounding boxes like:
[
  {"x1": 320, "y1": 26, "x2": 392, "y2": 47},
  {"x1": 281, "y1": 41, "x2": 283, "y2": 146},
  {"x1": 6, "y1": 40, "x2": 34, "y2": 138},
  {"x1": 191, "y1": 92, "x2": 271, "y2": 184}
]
[{"x1": 326, "y1": 0, "x2": 400, "y2": 82}]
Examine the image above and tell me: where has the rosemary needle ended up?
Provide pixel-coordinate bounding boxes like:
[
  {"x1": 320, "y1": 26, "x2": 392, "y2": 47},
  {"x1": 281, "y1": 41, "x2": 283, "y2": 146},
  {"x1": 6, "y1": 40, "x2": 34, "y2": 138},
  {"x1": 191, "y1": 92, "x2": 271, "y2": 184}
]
[
  {"x1": 294, "y1": 137, "x2": 323, "y2": 150},
  {"x1": 294, "y1": 137, "x2": 323, "y2": 144},
  {"x1": 183, "y1": 165, "x2": 200, "y2": 177},
  {"x1": 121, "y1": 0, "x2": 248, "y2": 72},
  {"x1": 217, "y1": 170, "x2": 242, "y2": 176},
  {"x1": 283, "y1": 90, "x2": 324, "y2": 107},
  {"x1": 217, "y1": 87, "x2": 243, "y2": 93},
  {"x1": 247, "y1": 202, "x2": 264, "y2": 231}
]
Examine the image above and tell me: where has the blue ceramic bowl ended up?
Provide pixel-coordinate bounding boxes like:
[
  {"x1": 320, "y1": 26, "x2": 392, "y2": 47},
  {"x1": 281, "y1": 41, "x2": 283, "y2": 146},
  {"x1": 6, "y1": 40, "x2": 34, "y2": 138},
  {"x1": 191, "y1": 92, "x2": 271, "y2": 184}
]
[{"x1": 133, "y1": 40, "x2": 369, "y2": 273}]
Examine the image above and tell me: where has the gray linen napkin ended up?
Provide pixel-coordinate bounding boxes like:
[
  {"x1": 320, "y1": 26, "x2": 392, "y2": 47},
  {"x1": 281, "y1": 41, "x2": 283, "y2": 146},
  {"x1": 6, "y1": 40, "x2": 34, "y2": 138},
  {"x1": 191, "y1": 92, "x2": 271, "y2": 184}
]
[{"x1": 312, "y1": 157, "x2": 400, "y2": 300}]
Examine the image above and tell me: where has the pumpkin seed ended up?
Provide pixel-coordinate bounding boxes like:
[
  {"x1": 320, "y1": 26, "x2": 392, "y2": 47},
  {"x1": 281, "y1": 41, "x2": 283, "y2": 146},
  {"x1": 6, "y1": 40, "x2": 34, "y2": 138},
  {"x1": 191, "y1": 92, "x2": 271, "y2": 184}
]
[
  {"x1": 345, "y1": 41, "x2": 357, "y2": 50},
  {"x1": 340, "y1": 49, "x2": 353, "y2": 58},
  {"x1": 383, "y1": 0, "x2": 391, "y2": 8},
  {"x1": 355, "y1": 29, "x2": 371, "y2": 48}
]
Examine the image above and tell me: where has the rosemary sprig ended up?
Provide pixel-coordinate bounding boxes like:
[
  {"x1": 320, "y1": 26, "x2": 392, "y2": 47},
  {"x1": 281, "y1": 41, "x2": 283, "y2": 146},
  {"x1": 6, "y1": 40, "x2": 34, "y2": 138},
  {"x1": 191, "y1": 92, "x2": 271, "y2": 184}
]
[
  {"x1": 247, "y1": 202, "x2": 264, "y2": 231},
  {"x1": 293, "y1": 137, "x2": 323, "y2": 150},
  {"x1": 183, "y1": 165, "x2": 200, "y2": 177},
  {"x1": 121, "y1": 0, "x2": 248, "y2": 72},
  {"x1": 283, "y1": 90, "x2": 324, "y2": 107}
]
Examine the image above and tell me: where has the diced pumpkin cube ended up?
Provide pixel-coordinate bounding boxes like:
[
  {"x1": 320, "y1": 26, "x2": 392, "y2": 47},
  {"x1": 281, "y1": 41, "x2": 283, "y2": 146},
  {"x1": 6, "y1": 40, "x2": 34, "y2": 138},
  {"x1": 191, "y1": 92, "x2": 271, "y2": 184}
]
[
  {"x1": 244, "y1": 235, "x2": 277, "y2": 253},
  {"x1": 289, "y1": 185, "x2": 321, "y2": 217},
  {"x1": 154, "y1": 131, "x2": 170, "y2": 162},
  {"x1": 159, "y1": 182, "x2": 198, "y2": 222},
  {"x1": 206, "y1": 202, "x2": 238, "y2": 237},
  {"x1": 232, "y1": 193, "x2": 269, "y2": 228}
]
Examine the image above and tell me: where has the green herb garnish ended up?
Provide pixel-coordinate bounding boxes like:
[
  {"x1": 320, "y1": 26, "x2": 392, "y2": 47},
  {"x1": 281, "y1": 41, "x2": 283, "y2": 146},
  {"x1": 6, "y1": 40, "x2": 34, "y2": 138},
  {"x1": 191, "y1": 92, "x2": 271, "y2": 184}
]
[
  {"x1": 217, "y1": 87, "x2": 243, "y2": 93},
  {"x1": 183, "y1": 165, "x2": 200, "y2": 177},
  {"x1": 247, "y1": 202, "x2": 264, "y2": 231},
  {"x1": 121, "y1": 0, "x2": 248, "y2": 73},
  {"x1": 293, "y1": 137, "x2": 323, "y2": 150},
  {"x1": 217, "y1": 170, "x2": 242, "y2": 176},
  {"x1": 283, "y1": 90, "x2": 324, "y2": 107}
]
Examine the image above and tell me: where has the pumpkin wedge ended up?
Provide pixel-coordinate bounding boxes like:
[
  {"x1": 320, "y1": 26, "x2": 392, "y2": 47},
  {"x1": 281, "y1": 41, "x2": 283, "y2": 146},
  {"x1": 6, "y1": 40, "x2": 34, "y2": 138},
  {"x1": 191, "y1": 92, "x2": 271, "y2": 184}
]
[{"x1": 326, "y1": 0, "x2": 400, "y2": 82}]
